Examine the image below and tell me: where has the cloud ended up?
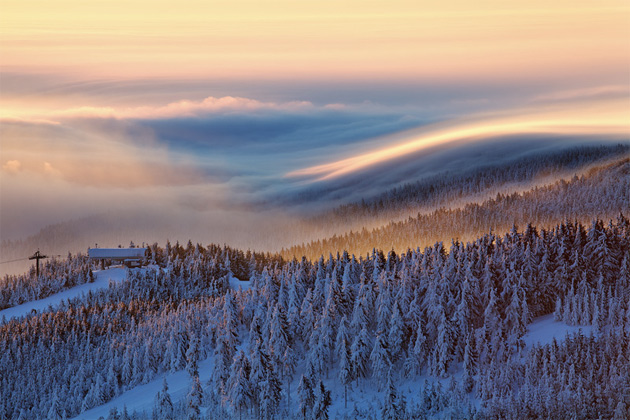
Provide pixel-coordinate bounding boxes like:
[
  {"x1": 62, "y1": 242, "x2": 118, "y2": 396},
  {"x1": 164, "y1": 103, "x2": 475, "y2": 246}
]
[
  {"x1": 286, "y1": 98, "x2": 630, "y2": 182},
  {"x1": 533, "y1": 85, "x2": 629, "y2": 102},
  {"x1": 0, "y1": 117, "x2": 61, "y2": 126},
  {"x1": 2, "y1": 160, "x2": 22, "y2": 173},
  {"x1": 2, "y1": 86, "x2": 628, "y2": 251},
  {"x1": 43, "y1": 161, "x2": 61, "y2": 177},
  {"x1": 21, "y1": 96, "x2": 316, "y2": 122},
  {"x1": 0, "y1": 117, "x2": 233, "y2": 189}
]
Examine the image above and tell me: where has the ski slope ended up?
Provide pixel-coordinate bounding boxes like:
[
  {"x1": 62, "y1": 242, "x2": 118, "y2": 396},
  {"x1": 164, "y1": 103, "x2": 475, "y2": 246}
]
[
  {"x1": 0, "y1": 269, "x2": 249, "y2": 323},
  {"x1": 0, "y1": 267, "x2": 128, "y2": 321},
  {"x1": 71, "y1": 357, "x2": 215, "y2": 420}
]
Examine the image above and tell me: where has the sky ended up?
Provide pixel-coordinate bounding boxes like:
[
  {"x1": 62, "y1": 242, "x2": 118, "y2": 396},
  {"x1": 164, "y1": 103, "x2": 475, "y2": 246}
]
[{"x1": 1, "y1": 0, "x2": 629, "y2": 249}]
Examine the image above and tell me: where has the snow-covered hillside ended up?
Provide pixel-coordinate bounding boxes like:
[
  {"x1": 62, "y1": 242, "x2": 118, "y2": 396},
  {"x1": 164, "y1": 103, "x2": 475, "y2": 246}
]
[
  {"x1": 71, "y1": 314, "x2": 597, "y2": 420},
  {"x1": 0, "y1": 267, "x2": 127, "y2": 321},
  {"x1": 71, "y1": 357, "x2": 215, "y2": 420},
  {"x1": 1, "y1": 220, "x2": 628, "y2": 419}
]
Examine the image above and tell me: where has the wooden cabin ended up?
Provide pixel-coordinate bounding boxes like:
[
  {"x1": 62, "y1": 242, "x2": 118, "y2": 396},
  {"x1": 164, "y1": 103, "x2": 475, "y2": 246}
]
[{"x1": 88, "y1": 247, "x2": 147, "y2": 268}]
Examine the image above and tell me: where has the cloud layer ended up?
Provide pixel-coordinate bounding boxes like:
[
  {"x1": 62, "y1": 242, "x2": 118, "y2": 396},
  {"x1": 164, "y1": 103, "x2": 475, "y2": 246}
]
[
  {"x1": 2, "y1": 89, "x2": 627, "y2": 245},
  {"x1": 287, "y1": 98, "x2": 630, "y2": 182}
]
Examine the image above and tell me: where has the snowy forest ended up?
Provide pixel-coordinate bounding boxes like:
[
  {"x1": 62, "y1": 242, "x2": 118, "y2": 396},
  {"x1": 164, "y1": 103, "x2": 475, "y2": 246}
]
[{"x1": 1, "y1": 215, "x2": 629, "y2": 419}]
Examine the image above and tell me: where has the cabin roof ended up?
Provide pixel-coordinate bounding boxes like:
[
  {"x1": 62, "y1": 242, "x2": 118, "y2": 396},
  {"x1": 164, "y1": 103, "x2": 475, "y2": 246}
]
[{"x1": 88, "y1": 248, "x2": 147, "y2": 259}]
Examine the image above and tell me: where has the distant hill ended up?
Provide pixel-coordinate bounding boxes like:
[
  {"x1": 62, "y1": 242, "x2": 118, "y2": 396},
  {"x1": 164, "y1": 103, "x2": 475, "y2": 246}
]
[{"x1": 282, "y1": 155, "x2": 630, "y2": 260}]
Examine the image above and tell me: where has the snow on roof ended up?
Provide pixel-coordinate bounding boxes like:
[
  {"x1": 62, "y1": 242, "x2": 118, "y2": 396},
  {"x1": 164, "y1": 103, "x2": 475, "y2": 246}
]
[{"x1": 88, "y1": 248, "x2": 147, "y2": 259}]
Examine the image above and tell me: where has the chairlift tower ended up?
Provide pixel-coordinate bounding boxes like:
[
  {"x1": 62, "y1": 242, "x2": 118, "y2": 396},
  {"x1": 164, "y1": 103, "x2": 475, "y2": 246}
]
[{"x1": 29, "y1": 250, "x2": 48, "y2": 277}]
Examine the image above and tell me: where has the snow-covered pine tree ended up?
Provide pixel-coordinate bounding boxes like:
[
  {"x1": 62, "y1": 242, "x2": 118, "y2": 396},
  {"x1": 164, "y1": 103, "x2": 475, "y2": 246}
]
[
  {"x1": 186, "y1": 334, "x2": 200, "y2": 378},
  {"x1": 381, "y1": 368, "x2": 403, "y2": 420},
  {"x1": 153, "y1": 379, "x2": 174, "y2": 420},
  {"x1": 211, "y1": 335, "x2": 232, "y2": 397},
  {"x1": 186, "y1": 374, "x2": 203, "y2": 420},
  {"x1": 269, "y1": 304, "x2": 290, "y2": 370},
  {"x1": 259, "y1": 369, "x2": 282, "y2": 420},
  {"x1": 47, "y1": 390, "x2": 62, "y2": 420},
  {"x1": 312, "y1": 380, "x2": 332, "y2": 420},
  {"x1": 462, "y1": 333, "x2": 476, "y2": 393},
  {"x1": 338, "y1": 339, "x2": 353, "y2": 408},
  {"x1": 335, "y1": 315, "x2": 351, "y2": 362},
  {"x1": 350, "y1": 325, "x2": 371, "y2": 385},
  {"x1": 227, "y1": 350, "x2": 252, "y2": 420},
  {"x1": 388, "y1": 301, "x2": 405, "y2": 365},
  {"x1": 432, "y1": 303, "x2": 452, "y2": 378},
  {"x1": 296, "y1": 374, "x2": 315, "y2": 420},
  {"x1": 370, "y1": 333, "x2": 391, "y2": 387}
]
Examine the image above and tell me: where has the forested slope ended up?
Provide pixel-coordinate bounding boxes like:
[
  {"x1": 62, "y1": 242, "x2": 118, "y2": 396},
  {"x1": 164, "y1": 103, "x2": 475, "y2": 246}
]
[
  {"x1": 1, "y1": 217, "x2": 628, "y2": 419},
  {"x1": 283, "y1": 156, "x2": 630, "y2": 260},
  {"x1": 308, "y1": 143, "x2": 629, "y2": 226}
]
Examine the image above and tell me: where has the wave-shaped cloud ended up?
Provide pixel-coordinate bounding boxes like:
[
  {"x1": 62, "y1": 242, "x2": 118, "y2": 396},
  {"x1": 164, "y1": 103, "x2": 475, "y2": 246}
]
[{"x1": 286, "y1": 98, "x2": 630, "y2": 182}]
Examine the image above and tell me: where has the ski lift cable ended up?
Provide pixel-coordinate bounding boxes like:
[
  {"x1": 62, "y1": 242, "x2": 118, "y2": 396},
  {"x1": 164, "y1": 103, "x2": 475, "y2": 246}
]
[
  {"x1": 0, "y1": 254, "x2": 64, "y2": 265},
  {"x1": 0, "y1": 257, "x2": 30, "y2": 265}
]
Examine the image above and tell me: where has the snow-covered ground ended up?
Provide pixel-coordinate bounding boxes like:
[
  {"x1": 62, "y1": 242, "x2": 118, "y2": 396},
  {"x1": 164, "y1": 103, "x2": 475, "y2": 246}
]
[
  {"x1": 71, "y1": 358, "x2": 215, "y2": 420},
  {"x1": 0, "y1": 270, "x2": 249, "y2": 323},
  {"x1": 0, "y1": 267, "x2": 128, "y2": 321},
  {"x1": 523, "y1": 314, "x2": 594, "y2": 349},
  {"x1": 228, "y1": 275, "x2": 251, "y2": 291}
]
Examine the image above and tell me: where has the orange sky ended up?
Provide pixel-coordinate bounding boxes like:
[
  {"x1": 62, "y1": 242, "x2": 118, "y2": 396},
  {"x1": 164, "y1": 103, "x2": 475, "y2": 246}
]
[{"x1": 1, "y1": 0, "x2": 628, "y2": 82}]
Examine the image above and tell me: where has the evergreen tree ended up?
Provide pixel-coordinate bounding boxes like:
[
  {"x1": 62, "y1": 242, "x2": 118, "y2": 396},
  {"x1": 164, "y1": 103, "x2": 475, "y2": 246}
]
[
  {"x1": 211, "y1": 335, "x2": 232, "y2": 396},
  {"x1": 297, "y1": 374, "x2": 315, "y2": 420},
  {"x1": 388, "y1": 301, "x2": 405, "y2": 364},
  {"x1": 121, "y1": 406, "x2": 131, "y2": 420},
  {"x1": 186, "y1": 334, "x2": 200, "y2": 378},
  {"x1": 186, "y1": 374, "x2": 203, "y2": 420},
  {"x1": 338, "y1": 340, "x2": 353, "y2": 409},
  {"x1": 106, "y1": 406, "x2": 120, "y2": 420},
  {"x1": 370, "y1": 333, "x2": 391, "y2": 387},
  {"x1": 227, "y1": 351, "x2": 252, "y2": 420},
  {"x1": 280, "y1": 345, "x2": 297, "y2": 411},
  {"x1": 312, "y1": 380, "x2": 332, "y2": 420},
  {"x1": 335, "y1": 314, "x2": 351, "y2": 362},
  {"x1": 462, "y1": 334, "x2": 476, "y2": 393},
  {"x1": 381, "y1": 368, "x2": 402, "y2": 420},
  {"x1": 404, "y1": 321, "x2": 428, "y2": 377},
  {"x1": 259, "y1": 369, "x2": 282, "y2": 420},
  {"x1": 432, "y1": 304, "x2": 452, "y2": 378},
  {"x1": 269, "y1": 304, "x2": 290, "y2": 370},
  {"x1": 154, "y1": 379, "x2": 173, "y2": 420},
  {"x1": 350, "y1": 325, "x2": 371, "y2": 384},
  {"x1": 47, "y1": 390, "x2": 62, "y2": 420}
]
